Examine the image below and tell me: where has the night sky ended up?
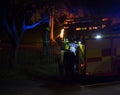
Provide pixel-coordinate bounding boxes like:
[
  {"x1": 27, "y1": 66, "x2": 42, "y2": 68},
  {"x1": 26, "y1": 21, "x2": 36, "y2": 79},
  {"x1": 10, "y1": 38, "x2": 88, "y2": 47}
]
[
  {"x1": 67, "y1": 0, "x2": 120, "y2": 24},
  {"x1": 1, "y1": 0, "x2": 120, "y2": 24},
  {"x1": 68, "y1": 0, "x2": 120, "y2": 16},
  {"x1": 1, "y1": 0, "x2": 120, "y2": 16}
]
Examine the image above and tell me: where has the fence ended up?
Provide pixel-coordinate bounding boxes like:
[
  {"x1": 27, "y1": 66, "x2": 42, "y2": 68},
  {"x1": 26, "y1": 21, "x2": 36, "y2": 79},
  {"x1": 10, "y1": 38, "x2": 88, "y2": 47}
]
[{"x1": 0, "y1": 41, "x2": 61, "y2": 78}]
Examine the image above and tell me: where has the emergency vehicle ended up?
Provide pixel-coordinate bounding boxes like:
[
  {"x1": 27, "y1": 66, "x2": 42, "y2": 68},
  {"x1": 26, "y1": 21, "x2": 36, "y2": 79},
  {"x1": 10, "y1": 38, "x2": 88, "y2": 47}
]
[{"x1": 58, "y1": 16, "x2": 120, "y2": 77}]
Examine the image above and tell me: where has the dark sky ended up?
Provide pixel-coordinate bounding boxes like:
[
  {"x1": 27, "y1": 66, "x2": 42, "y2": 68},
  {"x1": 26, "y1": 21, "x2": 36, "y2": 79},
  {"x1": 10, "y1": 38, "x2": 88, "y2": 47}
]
[
  {"x1": 1, "y1": 0, "x2": 120, "y2": 16},
  {"x1": 70, "y1": 0, "x2": 120, "y2": 16},
  {"x1": 66, "y1": 0, "x2": 120, "y2": 24},
  {"x1": 1, "y1": 0, "x2": 120, "y2": 24}
]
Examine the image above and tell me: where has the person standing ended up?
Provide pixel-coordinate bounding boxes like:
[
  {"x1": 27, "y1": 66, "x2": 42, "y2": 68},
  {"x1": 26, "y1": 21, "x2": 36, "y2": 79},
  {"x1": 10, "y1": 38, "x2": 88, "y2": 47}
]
[{"x1": 63, "y1": 46, "x2": 76, "y2": 81}]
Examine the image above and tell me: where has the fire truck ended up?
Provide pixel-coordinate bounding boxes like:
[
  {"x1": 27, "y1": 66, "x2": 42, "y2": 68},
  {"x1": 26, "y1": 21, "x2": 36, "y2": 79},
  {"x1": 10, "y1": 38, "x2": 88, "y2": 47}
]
[
  {"x1": 58, "y1": 16, "x2": 120, "y2": 77},
  {"x1": 83, "y1": 31, "x2": 120, "y2": 76}
]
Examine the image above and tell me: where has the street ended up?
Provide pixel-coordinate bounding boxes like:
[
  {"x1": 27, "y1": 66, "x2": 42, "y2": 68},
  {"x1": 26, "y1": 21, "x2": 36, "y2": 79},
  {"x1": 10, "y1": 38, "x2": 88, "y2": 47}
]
[{"x1": 0, "y1": 79, "x2": 120, "y2": 95}]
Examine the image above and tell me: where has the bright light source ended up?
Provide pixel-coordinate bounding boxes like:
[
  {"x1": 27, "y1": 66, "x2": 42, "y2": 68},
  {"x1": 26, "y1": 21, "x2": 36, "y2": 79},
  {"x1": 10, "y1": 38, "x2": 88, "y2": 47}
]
[
  {"x1": 89, "y1": 27, "x2": 92, "y2": 30},
  {"x1": 60, "y1": 29, "x2": 64, "y2": 39},
  {"x1": 76, "y1": 27, "x2": 81, "y2": 31},
  {"x1": 95, "y1": 34, "x2": 102, "y2": 39}
]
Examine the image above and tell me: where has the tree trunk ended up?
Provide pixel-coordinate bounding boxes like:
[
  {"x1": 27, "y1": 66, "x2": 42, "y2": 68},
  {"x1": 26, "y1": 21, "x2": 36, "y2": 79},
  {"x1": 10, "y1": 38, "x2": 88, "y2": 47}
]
[
  {"x1": 50, "y1": 15, "x2": 54, "y2": 41},
  {"x1": 49, "y1": 7, "x2": 55, "y2": 42},
  {"x1": 9, "y1": 43, "x2": 19, "y2": 69}
]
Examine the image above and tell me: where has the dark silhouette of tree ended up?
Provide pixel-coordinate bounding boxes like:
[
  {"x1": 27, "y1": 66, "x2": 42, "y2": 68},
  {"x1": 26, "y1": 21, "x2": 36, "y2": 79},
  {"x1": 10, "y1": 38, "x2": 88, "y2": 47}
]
[{"x1": 0, "y1": 0, "x2": 49, "y2": 68}]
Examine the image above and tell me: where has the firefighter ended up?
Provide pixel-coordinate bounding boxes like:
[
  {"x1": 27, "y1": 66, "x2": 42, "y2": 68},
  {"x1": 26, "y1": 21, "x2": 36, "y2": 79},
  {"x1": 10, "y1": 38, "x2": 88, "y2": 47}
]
[
  {"x1": 63, "y1": 43, "x2": 77, "y2": 80},
  {"x1": 76, "y1": 41, "x2": 85, "y2": 76}
]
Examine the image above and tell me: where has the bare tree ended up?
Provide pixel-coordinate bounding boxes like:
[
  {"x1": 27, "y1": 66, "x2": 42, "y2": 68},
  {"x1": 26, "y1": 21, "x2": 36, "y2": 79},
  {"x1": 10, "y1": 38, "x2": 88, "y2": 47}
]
[{"x1": 1, "y1": 0, "x2": 49, "y2": 68}]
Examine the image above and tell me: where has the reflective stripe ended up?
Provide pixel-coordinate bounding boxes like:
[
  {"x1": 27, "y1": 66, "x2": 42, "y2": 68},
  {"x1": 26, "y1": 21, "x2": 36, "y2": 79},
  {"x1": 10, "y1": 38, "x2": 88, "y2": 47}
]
[{"x1": 65, "y1": 44, "x2": 69, "y2": 50}]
